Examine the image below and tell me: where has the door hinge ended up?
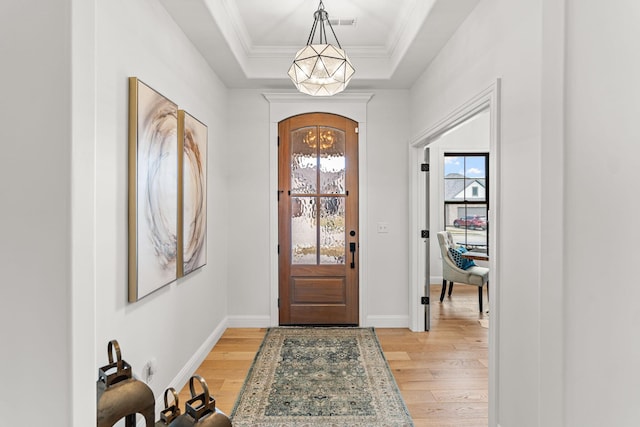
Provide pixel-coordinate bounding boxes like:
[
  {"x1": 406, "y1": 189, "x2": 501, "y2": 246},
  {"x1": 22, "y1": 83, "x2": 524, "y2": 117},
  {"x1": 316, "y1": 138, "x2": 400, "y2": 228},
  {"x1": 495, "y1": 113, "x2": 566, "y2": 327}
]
[
  {"x1": 421, "y1": 230, "x2": 429, "y2": 239},
  {"x1": 421, "y1": 296, "x2": 429, "y2": 305},
  {"x1": 277, "y1": 298, "x2": 280, "y2": 308},
  {"x1": 421, "y1": 163, "x2": 429, "y2": 172},
  {"x1": 277, "y1": 244, "x2": 280, "y2": 254},
  {"x1": 277, "y1": 136, "x2": 280, "y2": 146},
  {"x1": 355, "y1": 127, "x2": 359, "y2": 134}
]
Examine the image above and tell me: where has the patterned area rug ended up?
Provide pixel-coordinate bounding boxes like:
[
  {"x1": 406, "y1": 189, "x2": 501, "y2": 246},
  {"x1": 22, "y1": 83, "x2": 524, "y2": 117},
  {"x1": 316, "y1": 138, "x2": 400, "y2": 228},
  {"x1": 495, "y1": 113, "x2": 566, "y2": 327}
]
[{"x1": 230, "y1": 327, "x2": 414, "y2": 427}]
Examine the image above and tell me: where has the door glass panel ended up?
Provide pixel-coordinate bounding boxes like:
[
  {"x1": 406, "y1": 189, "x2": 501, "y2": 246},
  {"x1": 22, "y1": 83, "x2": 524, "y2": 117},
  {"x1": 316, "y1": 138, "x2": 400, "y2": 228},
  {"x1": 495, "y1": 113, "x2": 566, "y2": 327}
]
[
  {"x1": 291, "y1": 197, "x2": 317, "y2": 264},
  {"x1": 291, "y1": 127, "x2": 317, "y2": 194},
  {"x1": 319, "y1": 127, "x2": 346, "y2": 194},
  {"x1": 320, "y1": 197, "x2": 345, "y2": 264}
]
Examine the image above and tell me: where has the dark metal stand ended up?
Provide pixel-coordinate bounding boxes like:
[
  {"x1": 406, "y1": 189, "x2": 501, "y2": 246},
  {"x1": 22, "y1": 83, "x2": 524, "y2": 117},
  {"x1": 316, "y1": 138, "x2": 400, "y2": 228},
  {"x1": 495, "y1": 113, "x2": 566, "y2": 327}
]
[
  {"x1": 423, "y1": 291, "x2": 430, "y2": 332},
  {"x1": 97, "y1": 340, "x2": 155, "y2": 427}
]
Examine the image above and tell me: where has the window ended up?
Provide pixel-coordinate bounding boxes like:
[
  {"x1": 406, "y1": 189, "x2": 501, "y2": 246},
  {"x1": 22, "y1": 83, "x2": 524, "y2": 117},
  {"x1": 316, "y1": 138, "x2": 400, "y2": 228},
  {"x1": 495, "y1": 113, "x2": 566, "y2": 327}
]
[{"x1": 444, "y1": 153, "x2": 489, "y2": 253}]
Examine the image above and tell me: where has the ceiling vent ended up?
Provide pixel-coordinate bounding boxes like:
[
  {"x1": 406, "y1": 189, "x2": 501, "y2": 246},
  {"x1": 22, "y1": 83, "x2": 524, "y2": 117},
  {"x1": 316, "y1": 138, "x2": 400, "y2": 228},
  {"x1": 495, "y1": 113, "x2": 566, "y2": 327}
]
[{"x1": 328, "y1": 18, "x2": 357, "y2": 26}]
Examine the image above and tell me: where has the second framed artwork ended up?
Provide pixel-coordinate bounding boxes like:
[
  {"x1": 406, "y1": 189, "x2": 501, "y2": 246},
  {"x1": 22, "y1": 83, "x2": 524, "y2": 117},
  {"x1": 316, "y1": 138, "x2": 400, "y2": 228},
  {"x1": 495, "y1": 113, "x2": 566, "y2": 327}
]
[
  {"x1": 178, "y1": 109, "x2": 208, "y2": 277},
  {"x1": 128, "y1": 77, "x2": 208, "y2": 302}
]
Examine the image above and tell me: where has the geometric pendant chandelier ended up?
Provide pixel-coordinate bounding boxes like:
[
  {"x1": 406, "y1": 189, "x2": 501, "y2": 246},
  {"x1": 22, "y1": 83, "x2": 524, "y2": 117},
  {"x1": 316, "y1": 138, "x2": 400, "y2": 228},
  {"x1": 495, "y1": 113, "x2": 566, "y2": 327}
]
[{"x1": 288, "y1": 0, "x2": 355, "y2": 96}]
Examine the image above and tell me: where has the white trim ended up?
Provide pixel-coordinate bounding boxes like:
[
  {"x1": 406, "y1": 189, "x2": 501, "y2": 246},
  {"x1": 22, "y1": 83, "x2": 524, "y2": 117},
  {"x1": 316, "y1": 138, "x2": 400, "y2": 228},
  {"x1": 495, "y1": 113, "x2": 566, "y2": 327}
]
[
  {"x1": 408, "y1": 79, "x2": 500, "y2": 426},
  {"x1": 488, "y1": 80, "x2": 501, "y2": 427},
  {"x1": 71, "y1": 0, "x2": 96, "y2": 425},
  {"x1": 539, "y1": 1, "x2": 565, "y2": 425},
  {"x1": 263, "y1": 91, "x2": 373, "y2": 327},
  {"x1": 366, "y1": 315, "x2": 410, "y2": 328},
  {"x1": 226, "y1": 315, "x2": 272, "y2": 328},
  {"x1": 410, "y1": 84, "x2": 498, "y2": 145},
  {"x1": 139, "y1": 318, "x2": 229, "y2": 426},
  {"x1": 166, "y1": 318, "x2": 227, "y2": 391},
  {"x1": 408, "y1": 144, "x2": 426, "y2": 332},
  {"x1": 263, "y1": 92, "x2": 374, "y2": 108}
]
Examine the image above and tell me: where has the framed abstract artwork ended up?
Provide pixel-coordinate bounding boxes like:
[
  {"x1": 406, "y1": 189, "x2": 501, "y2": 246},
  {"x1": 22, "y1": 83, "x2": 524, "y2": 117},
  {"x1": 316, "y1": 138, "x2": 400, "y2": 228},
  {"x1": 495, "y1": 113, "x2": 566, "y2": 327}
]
[
  {"x1": 177, "y1": 110, "x2": 207, "y2": 277},
  {"x1": 128, "y1": 77, "x2": 179, "y2": 301}
]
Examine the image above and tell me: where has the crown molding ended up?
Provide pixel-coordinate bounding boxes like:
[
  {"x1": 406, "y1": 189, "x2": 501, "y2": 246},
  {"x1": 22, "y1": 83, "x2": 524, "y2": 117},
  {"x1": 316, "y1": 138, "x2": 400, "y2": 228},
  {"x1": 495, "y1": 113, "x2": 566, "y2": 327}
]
[
  {"x1": 389, "y1": 0, "x2": 437, "y2": 69},
  {"x1": 262, "y1": 91, "x2": 374, "y2": 104}
]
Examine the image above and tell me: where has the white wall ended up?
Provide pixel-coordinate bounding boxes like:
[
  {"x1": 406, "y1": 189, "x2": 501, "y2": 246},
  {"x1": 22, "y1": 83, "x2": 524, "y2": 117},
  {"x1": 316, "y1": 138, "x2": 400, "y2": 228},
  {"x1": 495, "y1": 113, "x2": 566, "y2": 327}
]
[
  {"x1": 93, "y1": 0, "x2": 230, "y2": 410},
  {"x1": 413, "y1": 1, "x2": 640, "y2": 425},
  {"x1": 366, "y1": 90, "x2": 411, "y2": 323},
  {"x1": 0, "y1": 1, "x2": 73, "y2": 423},
  {"x1": 2, "y1": 1, "x2": 230, "y2": 423},
  {"x1": 226, "y1": 89, "x2": 412, "y2": 326},
  {"x1": 225, "y1": 90, "x2": 271, "y2": 322},
  {"x1": 564, "y1": 1, "x2": 640, "y2": 426},
  {"x1": 409, "y1": 0, "x2": 544, "y2": 425}
]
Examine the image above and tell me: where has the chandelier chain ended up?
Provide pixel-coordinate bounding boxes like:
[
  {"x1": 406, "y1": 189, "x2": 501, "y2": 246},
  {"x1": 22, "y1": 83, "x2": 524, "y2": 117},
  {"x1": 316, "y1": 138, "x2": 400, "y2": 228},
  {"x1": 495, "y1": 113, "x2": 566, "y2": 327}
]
[{"x1": 305, "y1": 0, "x2": 342, "y2": 49}]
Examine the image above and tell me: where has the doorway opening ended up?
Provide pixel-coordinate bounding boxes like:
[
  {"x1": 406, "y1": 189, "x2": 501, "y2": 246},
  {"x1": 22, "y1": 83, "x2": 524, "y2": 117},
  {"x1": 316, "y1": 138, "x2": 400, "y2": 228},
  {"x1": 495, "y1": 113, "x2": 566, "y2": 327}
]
[{"x1": 408, "y1": 80, "x2": 500, "y2": 425}]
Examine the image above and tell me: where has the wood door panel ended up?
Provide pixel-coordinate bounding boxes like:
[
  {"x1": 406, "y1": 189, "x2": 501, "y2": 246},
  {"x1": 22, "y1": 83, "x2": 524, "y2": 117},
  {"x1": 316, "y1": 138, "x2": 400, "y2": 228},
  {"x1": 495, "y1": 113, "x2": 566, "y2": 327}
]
[
  {"x1": 290, "y1": 265, "x2": 344, "y2": 275},
  {"x1": 278, "y1": 113, "x2": 359, "y2": 325},
  {"x1": 291, "y1": 277, "x2": 346, "y2": 304},
  {"x1": 289, "y1": 306, "x2": 350, "y2": 325}
]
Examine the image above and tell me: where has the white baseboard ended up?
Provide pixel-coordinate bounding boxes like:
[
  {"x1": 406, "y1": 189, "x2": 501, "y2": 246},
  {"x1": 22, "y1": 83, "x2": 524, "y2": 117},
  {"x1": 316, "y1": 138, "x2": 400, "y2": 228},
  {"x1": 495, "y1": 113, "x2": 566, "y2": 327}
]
[
  {"x1": 366, "y1": 315, "x2": 410, "y2": 328},
  {"x1": 226, "y1": 314, "x2": 272, "y2": 328},
  {"x1": 139, "y1": 318, "x2": 229, "y2": 426}
]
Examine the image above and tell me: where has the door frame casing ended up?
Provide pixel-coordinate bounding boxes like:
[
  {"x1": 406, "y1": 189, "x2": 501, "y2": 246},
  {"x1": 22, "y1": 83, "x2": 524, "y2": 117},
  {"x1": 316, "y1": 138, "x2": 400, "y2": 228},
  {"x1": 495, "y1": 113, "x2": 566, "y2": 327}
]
[
  {"x1": 408, "y1": 80, "x2": 500, "y2": 426},
  {"x1": 264, "y1": 92, "x2": 373, "y2": 327},
  {"x1": 278, "y1": 113, "x2": 360, "y2": 325}
]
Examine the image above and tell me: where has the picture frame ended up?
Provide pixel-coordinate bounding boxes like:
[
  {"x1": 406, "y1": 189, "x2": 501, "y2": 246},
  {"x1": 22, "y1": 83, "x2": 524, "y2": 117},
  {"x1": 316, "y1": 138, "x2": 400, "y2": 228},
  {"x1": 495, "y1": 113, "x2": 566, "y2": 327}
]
[
  {"x1": 177, "y1": 110, "x2": 208, "y2": 277},
  {"x1": 128, "y1": 77, "x2": 179, "y2": 302}
]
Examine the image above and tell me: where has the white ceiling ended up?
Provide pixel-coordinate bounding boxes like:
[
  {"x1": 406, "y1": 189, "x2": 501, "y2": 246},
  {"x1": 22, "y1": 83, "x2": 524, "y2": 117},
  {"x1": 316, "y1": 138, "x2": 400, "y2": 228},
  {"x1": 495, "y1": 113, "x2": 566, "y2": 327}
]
[{"x1": 159, "y1": 0, "x2": 480, "y2": 90}]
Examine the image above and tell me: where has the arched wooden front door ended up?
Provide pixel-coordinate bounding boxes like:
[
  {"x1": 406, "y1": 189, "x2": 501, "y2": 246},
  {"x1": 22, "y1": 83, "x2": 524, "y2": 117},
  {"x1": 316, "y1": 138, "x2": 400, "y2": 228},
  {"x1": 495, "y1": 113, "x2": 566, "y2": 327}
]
[{"x1": 278, "y1": 113, "x2": 359, "y2": 325}]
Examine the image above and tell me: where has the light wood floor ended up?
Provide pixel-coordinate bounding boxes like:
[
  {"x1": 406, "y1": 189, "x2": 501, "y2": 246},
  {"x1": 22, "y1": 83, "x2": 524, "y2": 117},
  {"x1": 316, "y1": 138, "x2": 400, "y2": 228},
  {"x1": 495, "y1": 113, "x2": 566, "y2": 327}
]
[{"x1": 178, "y1": 284, "x2": 488, "y2": 427}]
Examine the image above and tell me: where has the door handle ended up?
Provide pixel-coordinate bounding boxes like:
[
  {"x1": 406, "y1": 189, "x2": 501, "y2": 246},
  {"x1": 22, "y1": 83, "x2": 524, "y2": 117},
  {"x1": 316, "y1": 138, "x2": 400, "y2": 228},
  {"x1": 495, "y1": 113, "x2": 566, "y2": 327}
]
[{"x1": 349, "y1": 242, "x2": 356, "y2": 269}]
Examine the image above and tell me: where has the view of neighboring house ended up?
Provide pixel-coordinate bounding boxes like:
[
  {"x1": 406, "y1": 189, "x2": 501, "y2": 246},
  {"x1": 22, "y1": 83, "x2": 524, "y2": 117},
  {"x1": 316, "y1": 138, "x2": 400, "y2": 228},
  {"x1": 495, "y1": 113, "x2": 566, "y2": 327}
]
[{"x1": 444, "y1": 173, "x2": 487, "y2": 217}]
